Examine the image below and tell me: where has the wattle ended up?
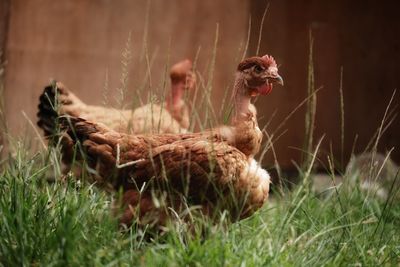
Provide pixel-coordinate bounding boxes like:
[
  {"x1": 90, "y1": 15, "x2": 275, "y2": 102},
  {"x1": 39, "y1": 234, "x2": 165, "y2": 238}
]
[{"x1": 258, "y1": 83, "x2": 273, "y2": 95}]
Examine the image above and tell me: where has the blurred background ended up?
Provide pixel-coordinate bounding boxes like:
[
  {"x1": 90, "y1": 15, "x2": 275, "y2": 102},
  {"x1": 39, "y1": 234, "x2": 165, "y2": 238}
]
[{"x1": 0, "y1": 0, "x2": 399, "y2": 171}]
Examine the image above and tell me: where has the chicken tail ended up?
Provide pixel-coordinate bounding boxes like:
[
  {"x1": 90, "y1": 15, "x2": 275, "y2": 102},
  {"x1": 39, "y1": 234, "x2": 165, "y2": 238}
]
[
  {"x1": 37, "y1": 81, "x2": 62, "y2": 139},
  {"x1": 37, "y1": 80, "x2": 74, "y2": 138}
]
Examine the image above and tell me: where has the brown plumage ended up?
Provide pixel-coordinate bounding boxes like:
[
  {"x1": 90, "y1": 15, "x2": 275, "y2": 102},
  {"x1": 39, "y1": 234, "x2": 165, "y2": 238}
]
[
  {"x1": 38, "y1": 55, "x2": 283, "y2": 227},
  {"x1": 37, "y1": 59, "x2": 196, "y2": 136},
  {"x1": 58, "y1": 116, "x2": 271, "y2": 224}
]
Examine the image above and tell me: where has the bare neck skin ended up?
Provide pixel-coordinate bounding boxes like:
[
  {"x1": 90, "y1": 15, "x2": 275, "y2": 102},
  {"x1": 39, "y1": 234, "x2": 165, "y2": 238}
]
[
  {"x1": 228, "y1": 72, "x2": 262, "y2": 159},
  {"x1": 232, "y1": 73, "x2": 253, "y2": 124},
  {"x1": 167, "y1": 81, "x2": 185, "y2": 110}
]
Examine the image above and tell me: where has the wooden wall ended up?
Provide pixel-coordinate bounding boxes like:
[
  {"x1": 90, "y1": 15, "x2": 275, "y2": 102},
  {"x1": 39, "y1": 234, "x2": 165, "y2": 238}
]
[
  {"x1": 2, "y1": 0, "x2": 400, "y2": 170},
  {"x1": 0, "y1": 0, "x2": 10, "y2": 153},
  {"x1": 249, "y1": 0, "x2": 400, "y2": 169},
  {"x1": 0, "y1": 0, "x2": 9, "y2": 59},
  {"x1": 3, "y1": 0, "x2": 249, "y2": 142}
]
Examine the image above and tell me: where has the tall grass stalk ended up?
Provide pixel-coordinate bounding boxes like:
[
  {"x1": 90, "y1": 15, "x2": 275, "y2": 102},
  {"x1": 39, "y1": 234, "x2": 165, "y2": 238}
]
[
  {"x1": 116, "y1": 32, "x2": 132, "y2": 109},
  {"x1": 102, "y1": 68, "x2": 109, "y2": 106},
  {"x1": 203, "y1": 24, "x2": 219, "y2": 129},
  {"x1": 255, "y1": 2, "x2": 270, "y2": 56},
  {"x1": 339, "y1": 67, "x2": 345, "y2": 169},
  {"x1": 303, "y1": 30, "x2": 317, "y2": 171}
]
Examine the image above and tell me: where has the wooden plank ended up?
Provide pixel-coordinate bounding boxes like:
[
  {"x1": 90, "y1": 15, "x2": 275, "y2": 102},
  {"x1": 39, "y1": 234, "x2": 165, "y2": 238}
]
[
  {"x1": 0, "y1": 0, "x2": 10, "y2": 151},
  {"x1": 0, "y1": 0, "x2": 9, "y2": 60}
]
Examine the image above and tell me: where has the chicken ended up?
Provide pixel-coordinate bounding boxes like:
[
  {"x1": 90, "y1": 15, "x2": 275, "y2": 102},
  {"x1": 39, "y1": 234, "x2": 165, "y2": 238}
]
[
  {"x1": 38, "y1": 55, "x2": 283, "y2": 227},
  {"x1": 37, "y1": 59, "x2": 196, "y2": 136}
]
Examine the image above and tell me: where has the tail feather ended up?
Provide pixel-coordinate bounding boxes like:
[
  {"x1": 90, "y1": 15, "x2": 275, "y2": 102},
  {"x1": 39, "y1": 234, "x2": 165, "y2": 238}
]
[
  {"x1": 37, "y1": 81, "x2": 61, "y2": 139},
  {"x1": 37, "y1": 80, "x2": 72, "y2": 138},
  {"x1": 37, "y1": 81, "x2": 109, "y2": 161},
  {"x1": 59, "y1": 116, "x2": 99, "y2": 143}
]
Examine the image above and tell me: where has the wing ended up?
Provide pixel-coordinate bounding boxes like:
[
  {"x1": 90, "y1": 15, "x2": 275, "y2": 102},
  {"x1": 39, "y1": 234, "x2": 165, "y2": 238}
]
[{"x1": 116, "y1": 140, "x2": 270, "y2": 224}]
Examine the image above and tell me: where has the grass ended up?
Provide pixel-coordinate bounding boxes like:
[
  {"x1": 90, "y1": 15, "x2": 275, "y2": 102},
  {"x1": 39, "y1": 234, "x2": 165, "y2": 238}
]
[{"x1": 0, "y1": 144, "x2": 399, "y2": 266}]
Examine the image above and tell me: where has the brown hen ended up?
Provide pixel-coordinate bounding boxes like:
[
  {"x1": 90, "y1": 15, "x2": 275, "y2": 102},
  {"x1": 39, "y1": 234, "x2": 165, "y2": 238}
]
[{"x1": 39, "y1": 55, "x2": 283, "y2": 227}]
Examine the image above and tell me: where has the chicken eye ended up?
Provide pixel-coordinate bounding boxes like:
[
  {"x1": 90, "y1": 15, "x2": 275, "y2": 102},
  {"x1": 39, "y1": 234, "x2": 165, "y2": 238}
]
[{"x1": 254, "y1": 65, "x2": 263, "y2": 73}]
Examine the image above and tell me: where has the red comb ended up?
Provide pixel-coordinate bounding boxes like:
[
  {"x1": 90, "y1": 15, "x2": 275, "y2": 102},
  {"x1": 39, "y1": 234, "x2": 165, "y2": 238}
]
[{"x1": 261, "y1": 55, "x2": 277, "y2": 67}]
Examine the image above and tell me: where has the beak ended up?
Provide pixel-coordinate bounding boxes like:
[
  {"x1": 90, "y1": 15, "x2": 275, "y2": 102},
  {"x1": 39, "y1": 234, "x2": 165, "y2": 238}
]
[
  {"x1": 266, "y1": 66, "x2": 284, "y2": 86},
  {"x1": 269, "y1": 74, "x2": 284, "y2": 86}
]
